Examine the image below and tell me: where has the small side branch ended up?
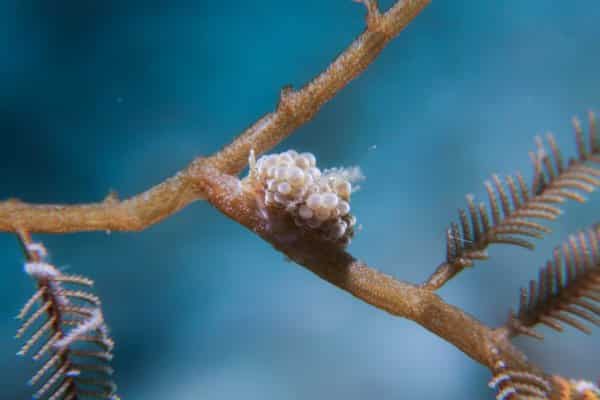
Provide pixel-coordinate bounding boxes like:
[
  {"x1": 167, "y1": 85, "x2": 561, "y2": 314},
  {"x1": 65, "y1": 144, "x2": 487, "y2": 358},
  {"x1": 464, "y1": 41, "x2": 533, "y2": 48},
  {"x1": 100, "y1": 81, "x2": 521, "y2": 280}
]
[{"x1": 15, "y1": 231, "x2": 118, "y2": 399}]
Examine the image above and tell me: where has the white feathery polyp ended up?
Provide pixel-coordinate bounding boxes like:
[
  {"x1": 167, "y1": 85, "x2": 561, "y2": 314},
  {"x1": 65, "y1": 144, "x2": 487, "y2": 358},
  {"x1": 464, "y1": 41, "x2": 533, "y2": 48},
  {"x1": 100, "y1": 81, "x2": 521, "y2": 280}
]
[
  {"x1": 65, "y1": 369, "x2": 81, "y2": 378},
  {"x1": 25, "y1": 243, "x2": 48, "y2": 259},
  {"x1": 572, "y1": 380, "x2": 600, "y2": 394},
  {"x1": 24, "y1": 262, "x2": 60, "y2": 279},
  {"x1": 24, "y1": 254, "x2": 69, "y2": 306}
]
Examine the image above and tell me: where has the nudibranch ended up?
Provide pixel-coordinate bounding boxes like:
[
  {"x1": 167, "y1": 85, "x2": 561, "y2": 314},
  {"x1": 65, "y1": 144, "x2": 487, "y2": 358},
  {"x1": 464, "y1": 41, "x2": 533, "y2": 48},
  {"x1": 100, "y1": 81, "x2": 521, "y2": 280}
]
[{"x1": 243, "y1": 149, "x2": 363, "y2": 247}]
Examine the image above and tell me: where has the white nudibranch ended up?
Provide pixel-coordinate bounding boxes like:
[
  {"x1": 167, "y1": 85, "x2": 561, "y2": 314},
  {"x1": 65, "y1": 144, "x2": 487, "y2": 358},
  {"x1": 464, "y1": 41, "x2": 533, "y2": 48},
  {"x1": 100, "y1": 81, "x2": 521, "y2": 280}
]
[{"x1": 245, "y1": 149, "x2": 363, "y2": 246}]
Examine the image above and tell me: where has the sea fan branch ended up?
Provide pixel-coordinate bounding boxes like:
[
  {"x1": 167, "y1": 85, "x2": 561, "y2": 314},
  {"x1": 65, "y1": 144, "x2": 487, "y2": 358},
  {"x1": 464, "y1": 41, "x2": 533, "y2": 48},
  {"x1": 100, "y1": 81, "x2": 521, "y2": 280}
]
[
  {"x1": 426, "y1": 112, "x2": 600, "y2": 290},
  {"x1": 507, "y1": 226, "x2": 600, "y2": 339},
  {"x1": 15, "y1": 231, "x2": 118, "y2": 400}
]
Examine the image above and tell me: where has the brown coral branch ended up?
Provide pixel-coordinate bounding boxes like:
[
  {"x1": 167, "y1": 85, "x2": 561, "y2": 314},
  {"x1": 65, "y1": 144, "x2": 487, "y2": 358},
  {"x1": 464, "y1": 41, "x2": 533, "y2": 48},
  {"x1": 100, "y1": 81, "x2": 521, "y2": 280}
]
[
  {"x1": 0, "y1": 0, "x2": 430, "y2": 234},
  {"x1": 194, "y1": 162, "x2": 535, "y2": 373}
]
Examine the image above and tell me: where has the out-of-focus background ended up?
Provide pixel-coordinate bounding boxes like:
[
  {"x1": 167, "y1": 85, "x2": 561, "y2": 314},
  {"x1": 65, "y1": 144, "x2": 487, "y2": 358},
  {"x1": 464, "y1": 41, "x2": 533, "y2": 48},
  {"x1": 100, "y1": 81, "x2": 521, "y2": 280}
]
[{"x1": 1, "y1": 1, "x2": 599, "y2": 398}]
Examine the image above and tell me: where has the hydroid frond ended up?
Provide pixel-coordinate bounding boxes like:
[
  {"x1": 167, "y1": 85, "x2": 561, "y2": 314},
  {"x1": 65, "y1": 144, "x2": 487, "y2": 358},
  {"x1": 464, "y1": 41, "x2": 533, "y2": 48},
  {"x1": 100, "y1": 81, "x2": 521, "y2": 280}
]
[
  {"x1": 509, "y1": 226, "x2": 600, "y2": 338},
  {"x1": 430, "y1": 112, "x2": 599, "y2": 288},
  {"x1": 16, "y1": 231, "x2": 118, "y2": 400}
]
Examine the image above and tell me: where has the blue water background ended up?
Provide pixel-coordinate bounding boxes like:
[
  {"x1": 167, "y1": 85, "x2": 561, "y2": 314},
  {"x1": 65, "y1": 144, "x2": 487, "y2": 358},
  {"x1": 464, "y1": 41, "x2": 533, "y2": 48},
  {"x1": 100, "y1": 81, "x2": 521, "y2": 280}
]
[{"x1": 1, "y1": 1, "x2": 599, "y2": 398}]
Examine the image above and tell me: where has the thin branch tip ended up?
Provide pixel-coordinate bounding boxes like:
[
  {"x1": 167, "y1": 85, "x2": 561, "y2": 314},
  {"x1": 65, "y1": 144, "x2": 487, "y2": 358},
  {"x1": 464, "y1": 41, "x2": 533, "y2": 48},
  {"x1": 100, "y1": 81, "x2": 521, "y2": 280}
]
[
  {"x1": 277, "y1": 85, "x2": 299, "y2": 115},
  {"x1": 103, "y1": 190, "x2": 119, "y2": 204},
  {"x1": 354, "y1": 0, "x2": 382, "y2": 29}
]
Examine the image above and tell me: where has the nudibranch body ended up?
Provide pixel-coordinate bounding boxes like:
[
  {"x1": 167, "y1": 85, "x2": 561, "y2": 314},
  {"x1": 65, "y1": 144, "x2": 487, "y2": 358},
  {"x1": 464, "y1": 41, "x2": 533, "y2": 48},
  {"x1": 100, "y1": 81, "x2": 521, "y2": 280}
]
[{"x1": 245, "y1": 150, "x2": 363, "y2": 246}]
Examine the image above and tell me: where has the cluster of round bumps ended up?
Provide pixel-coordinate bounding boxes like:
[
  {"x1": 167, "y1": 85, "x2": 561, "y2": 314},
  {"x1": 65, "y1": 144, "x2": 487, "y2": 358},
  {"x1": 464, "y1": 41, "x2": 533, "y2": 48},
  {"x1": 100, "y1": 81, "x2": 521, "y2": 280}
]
[{"x1": 250, "y1": 150, "x2": 359, "y2": 245}]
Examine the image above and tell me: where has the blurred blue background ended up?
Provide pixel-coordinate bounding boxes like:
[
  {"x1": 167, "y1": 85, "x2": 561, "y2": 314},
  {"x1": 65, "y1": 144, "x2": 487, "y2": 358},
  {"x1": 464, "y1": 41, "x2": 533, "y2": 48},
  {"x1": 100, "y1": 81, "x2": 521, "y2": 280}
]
[{"x1": 1, "y1": 1, "x2": 599, "y2": 398}]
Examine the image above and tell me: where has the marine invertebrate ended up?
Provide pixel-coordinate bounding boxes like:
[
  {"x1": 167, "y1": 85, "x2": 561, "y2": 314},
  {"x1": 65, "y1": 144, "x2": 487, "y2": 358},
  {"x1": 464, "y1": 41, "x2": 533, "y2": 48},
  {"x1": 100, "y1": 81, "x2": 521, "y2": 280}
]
[
  {"x1": 509, "y1": 227, "x2": 600, "y2": 338},
  {"x1": 245, "y1": 150, "x2": 362, "y2": 245},
  {"x1": 427, "y1": 113, "x2": 600, "y2": 289},
  {"x1": 16, "y1": 231, "x2": 118, "y2": 400}
]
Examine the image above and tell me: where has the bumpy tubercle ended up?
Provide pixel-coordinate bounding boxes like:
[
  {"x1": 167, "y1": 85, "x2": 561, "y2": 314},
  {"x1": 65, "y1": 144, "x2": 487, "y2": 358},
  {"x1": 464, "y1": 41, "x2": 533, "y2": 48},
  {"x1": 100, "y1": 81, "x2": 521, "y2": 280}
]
[{"x1": 243, "y1": 149, "x2": 363, "y2": 247}]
